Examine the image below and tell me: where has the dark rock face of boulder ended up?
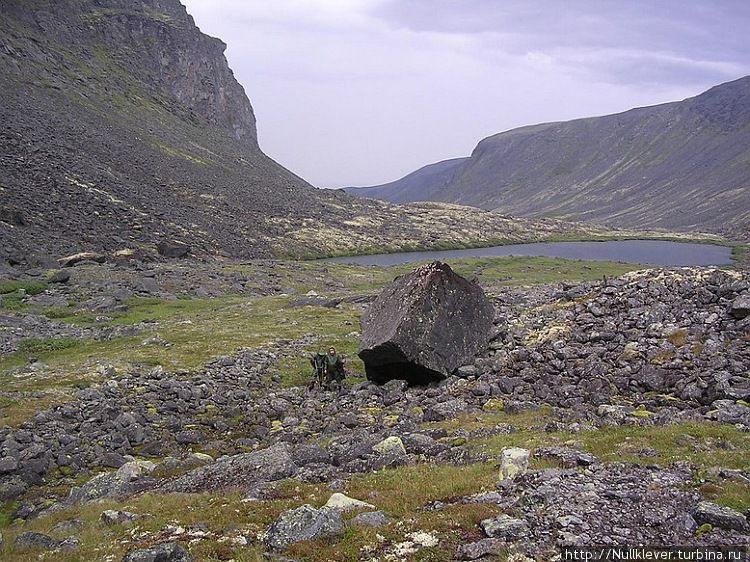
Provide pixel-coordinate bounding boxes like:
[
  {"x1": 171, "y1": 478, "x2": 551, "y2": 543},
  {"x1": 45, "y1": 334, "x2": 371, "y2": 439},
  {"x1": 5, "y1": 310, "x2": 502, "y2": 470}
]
[
  {"x1": 359, "y1": 262, "x2": 494, "y2": 385},
  {"x1": 14, "y1": 531, "x2": 60, "y2": 551},
  {"x1": 157, "y1": 241, "x2": 191, "y2": 259}
]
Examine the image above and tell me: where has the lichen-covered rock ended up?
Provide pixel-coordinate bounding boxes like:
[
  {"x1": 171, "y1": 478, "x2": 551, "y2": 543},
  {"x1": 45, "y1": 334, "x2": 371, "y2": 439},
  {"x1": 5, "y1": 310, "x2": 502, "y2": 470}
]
[
  {"x1": 499, "y1": 447, "x2": 530, "y2": 481},
  {"x1": 359, "y1": 262, "x2": 494, "y2": 384},
  {"x1": 372, "y1": 436, "x2": 407, "y2": 456},
  {"x1": 264, "y1": 504, "x2": 344, "y2": 550}
]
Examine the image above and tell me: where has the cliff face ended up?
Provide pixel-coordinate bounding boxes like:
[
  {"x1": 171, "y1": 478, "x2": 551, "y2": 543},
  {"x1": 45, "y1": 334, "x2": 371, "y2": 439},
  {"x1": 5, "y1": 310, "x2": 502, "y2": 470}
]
[
  {"x1": 1, "y1": 0, "x2": 257, "y2": 145},
  {"x1": 348, "y1": 77, "x2": 750, "y2": 239}
]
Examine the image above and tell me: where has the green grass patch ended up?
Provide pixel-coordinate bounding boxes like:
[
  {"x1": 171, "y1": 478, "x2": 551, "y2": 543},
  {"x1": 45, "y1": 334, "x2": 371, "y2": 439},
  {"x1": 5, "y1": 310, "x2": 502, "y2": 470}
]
[
  {"x1": 0, "y1": 281, "x2": 48, "y2": 295},
  {"x1": 471, "y1": 421, "x2": 750, "y2": 471},
  {"x1": 0, "y1": 501, "x2": 19, "y2": 528}
]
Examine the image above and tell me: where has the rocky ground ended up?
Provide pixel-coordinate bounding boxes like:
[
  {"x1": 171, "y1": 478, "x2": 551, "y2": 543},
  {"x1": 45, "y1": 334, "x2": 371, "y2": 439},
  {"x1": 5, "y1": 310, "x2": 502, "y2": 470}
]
[{"x1": 0, "y1": 258, "x2": 748, "y2": 561}]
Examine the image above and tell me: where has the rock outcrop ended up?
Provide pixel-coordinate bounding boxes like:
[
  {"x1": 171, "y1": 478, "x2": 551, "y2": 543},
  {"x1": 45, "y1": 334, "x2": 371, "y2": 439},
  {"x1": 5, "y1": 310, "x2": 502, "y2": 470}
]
[{"x1": 359, "y1": 262, "x2": 494, "y2": 384}]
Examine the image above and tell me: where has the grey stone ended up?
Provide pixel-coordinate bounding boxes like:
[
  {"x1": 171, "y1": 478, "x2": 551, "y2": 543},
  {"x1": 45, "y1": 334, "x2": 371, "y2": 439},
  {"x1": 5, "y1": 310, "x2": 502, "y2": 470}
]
[
  {"x1": 694, "y1": 501, "x2": 748, "y2": 532},
  {"x1": 122, "y1": 542, "x2": 193, "y2": 561},
  {"x1": 480, "y1": 514, "x2": 528, "y2": 539},
  {"x1": 455, "y1": 538, "x2": 506, "y2": 560},
  {"x1": 730, "y1": 294, "x2": 750, "y2": 319}
]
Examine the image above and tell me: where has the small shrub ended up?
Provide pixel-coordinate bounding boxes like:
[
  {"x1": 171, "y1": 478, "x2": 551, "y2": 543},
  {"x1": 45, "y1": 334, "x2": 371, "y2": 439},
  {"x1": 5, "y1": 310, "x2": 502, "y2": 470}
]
[
  {"x1": 18, "y1": 337, "x2": 79, "y2": 355},
  {"x1": 666, "y1": 329, "x2": 689, "y2": 347}
]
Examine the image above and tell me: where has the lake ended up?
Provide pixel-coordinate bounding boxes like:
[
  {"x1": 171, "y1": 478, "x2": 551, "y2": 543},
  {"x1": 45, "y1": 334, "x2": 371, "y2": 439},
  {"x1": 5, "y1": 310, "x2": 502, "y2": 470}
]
[{"x1": 324, "y1": 240, "x2": 733, "y2": 267}]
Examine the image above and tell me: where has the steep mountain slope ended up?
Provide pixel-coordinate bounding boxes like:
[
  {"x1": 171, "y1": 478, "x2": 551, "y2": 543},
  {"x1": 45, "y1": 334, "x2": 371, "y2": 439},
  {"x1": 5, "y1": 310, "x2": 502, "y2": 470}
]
[
  {"x1": 345, "y1": 158, "x2": 468, "y2": 203},
  {"x1": 0, "y1": 0, "x2": 594, "y2": 265},
  {"x1": 348, "y1": 78, "x2": 750, "y2": 237}
]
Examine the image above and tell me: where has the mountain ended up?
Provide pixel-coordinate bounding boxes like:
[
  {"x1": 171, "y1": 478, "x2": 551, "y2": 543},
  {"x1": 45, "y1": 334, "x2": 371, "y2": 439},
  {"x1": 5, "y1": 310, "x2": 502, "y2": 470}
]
[
  {"x1": 347, "y1": 77, "x2": 750, "y2": 238},
  {"x1": 0, "y1": 0, "x2": 593, "y2": 266},
  {"x1": 345, "y1": 158, "x2": 468, "y2": 203}
]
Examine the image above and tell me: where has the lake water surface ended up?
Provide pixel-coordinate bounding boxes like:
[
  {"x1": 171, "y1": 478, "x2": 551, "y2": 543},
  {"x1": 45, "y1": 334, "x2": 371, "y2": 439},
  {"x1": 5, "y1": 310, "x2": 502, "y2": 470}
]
[{"x1": 325, "y1": 240, "x2": 732, "y2": 267}]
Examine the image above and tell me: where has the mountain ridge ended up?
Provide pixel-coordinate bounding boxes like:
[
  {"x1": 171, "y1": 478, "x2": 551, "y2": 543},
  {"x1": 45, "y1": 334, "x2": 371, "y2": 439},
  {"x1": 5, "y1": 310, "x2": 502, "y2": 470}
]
[{"x1": 347, "y1": 77, "x2": 750, "y2": 239}]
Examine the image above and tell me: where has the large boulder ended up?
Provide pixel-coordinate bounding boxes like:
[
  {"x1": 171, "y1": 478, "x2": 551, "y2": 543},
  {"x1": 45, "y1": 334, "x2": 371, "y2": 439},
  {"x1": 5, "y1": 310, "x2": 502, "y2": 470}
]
[
  {"x1": 359, "y1": 262, "x2": 494, "y2": 384},
  {"x1": 158, "y1": 443, "x2": 297, "y2": 494}
]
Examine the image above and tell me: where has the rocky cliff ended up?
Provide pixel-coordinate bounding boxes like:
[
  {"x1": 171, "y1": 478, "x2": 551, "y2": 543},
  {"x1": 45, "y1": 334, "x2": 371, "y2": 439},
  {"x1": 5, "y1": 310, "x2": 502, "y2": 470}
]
[{"x1": 348, "y1": 77, "x2": 750, "y2": 239}]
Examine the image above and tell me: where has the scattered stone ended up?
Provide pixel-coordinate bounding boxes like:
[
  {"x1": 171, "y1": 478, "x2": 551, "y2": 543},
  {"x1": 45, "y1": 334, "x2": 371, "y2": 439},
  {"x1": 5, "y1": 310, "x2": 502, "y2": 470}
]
[
  {"x1": 101, "y1": 509, "x2": 140, "y2": 526},
  {"x1": 264, "y1": 504, "x2": 344, "y2": 550},
  {"x1": 694, "y1": 501, "x2": 748, "y2": 532},
  {"x1": 499, "y1": 447, "x2": 530, "y2": 481},
  {"x1": 359, "y1": 261, "x2": 494, "y2": 384},
  {"x1": 122, "y1": 542, "x2": 193, "y2": 562},
  {"x1": 324, "y1": 492, "x2": 375, "y2": 512}
]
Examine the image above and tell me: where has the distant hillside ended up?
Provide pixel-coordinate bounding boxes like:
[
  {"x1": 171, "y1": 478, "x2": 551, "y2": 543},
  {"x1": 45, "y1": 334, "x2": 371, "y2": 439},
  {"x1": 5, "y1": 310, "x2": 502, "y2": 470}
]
[
  {"x1": 348, "y1": 77, "x2": 750, "y2": 239},
  {"x1": 345, "y1": 158, "x2": 468, "y2": 203}
]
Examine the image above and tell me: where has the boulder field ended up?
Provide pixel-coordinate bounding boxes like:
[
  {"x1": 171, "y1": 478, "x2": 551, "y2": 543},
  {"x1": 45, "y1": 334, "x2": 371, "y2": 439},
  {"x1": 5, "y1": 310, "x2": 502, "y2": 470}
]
[{"x1": 0, "y1": 265, "x2": 748, "y2": 559}]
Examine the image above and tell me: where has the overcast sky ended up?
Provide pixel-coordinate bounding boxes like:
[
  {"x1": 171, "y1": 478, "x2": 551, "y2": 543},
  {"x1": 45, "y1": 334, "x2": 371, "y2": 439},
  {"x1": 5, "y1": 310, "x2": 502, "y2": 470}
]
[{"x1": 181, "y1": 0, "x2": 749, "y2": 188}]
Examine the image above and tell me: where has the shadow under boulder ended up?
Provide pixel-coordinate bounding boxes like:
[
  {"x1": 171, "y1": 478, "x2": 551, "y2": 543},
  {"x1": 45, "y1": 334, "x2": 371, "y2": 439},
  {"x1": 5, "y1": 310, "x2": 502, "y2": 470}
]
[{"x1": 358, "y1": 261, "x2": 493, "y2": 385}]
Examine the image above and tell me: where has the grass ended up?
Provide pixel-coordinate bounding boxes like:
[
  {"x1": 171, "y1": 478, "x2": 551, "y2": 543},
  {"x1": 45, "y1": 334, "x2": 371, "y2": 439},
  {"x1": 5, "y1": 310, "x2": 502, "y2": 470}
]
[
  {"x1": 0, "y1": 463, "x2": 500, "y2": 562},
  {"x1": 0, "y1": 281, "x2": 49, "y2": 295},
  {"x1": 465, "y1": 416, "x2": 750, "y2": 474}
]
